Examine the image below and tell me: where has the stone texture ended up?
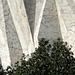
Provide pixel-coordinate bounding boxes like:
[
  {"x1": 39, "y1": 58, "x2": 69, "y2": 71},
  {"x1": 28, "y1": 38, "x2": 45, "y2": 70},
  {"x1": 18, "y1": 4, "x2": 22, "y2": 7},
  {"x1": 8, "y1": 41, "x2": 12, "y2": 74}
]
[
  {"x1": 56, "y1": 0, "x2": 75, "y2": 56},
  {"x1": 7, "y1": 0, "x2": 35, "y2": 54},
  {"x1": 2, "y1": 0, "x2": 23, "y2": 66},
  {"x1": 0, "y1": 0, "x2": 35, "y2": 69},
  {"x1": 0, "y1": 0, "x2": 11, "y2": 69},
  {"x1": 38, "y1": 0, "x2": 62, "y2": 43},
  {"x1": 0, "y1": 0, "x2": 75, "y2": 68},
  {"x1": 34, "y1": 0, "x2": 46, "y2": 48},
  {"x1": 23, "y1": 0, "x2": 36, "y2": 39}
]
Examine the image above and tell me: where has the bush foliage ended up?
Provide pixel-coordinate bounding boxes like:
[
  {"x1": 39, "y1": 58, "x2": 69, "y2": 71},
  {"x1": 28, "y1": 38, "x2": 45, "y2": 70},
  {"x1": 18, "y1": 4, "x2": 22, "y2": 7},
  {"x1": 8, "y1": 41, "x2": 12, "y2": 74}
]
[{"x1": 0, "y1": 38, "x2": 75, "y2": 75}]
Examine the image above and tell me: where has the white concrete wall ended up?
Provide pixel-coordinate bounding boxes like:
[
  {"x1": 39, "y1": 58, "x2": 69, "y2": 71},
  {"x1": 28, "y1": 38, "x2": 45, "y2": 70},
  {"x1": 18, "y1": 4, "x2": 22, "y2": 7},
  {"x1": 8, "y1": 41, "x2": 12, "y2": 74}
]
[
  {"x1": 24, "y1": 0, "x2": 36, "y2": 38},
  {"x1": 34, "y1": 0, "x2": 46, "y2": 48},
  {"x1": 0, "y1": 0, "x2": 35, "y2": 68},
  {"x1": 56, "y1": 0, "x2": 75, "y2": 56},
  {"x1": 0, "y1": 0, "x2": 75, "y2": 68},
  {"x1": 0, "y1": 0, "x2": 11, "y2": 69},
  {"x1": 7, "y1": 0, "x2": 35, "y2": 54}
]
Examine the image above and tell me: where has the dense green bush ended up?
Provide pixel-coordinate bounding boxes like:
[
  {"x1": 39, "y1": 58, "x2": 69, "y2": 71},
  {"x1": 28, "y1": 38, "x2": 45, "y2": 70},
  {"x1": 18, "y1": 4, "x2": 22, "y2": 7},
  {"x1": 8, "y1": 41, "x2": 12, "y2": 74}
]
[{"x1": 0, "y1": 38, "x2": 75, "y2": 75}]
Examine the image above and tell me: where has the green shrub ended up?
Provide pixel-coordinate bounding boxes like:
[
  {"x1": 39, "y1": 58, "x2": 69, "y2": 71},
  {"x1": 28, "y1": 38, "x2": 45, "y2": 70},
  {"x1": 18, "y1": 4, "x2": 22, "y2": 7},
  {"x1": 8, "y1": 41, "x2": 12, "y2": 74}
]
[{"x1": 1, "y1": 38, "x2": 75, "y2": 75}]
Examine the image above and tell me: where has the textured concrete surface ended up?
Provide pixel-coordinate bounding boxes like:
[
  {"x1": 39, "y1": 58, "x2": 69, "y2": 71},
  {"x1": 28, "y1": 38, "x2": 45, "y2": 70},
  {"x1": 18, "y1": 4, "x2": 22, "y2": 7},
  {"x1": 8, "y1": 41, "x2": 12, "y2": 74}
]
[
  {"x1": 38, "y1": 0, "x2": 62, "y2": 43},
  {"x1": 0, "y1": 0, "x2": 11, "y2": 69},
  {"x1": 0, "y1": 0, "x2": 75, "y2": 68},
  {"x1": 56, "y1": 0, "x2": 75, "y2": 56},
  {"x1": 0, "y1": 0, "x2": 35, "y2": 69},
  {"x1": 23, "y1": 0, "x2": 36, "y2": 39}
]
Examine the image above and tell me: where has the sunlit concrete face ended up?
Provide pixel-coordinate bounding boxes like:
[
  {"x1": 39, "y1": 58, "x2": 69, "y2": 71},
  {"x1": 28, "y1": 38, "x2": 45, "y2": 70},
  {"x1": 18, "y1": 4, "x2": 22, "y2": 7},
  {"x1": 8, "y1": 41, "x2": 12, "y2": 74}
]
[
  {"x1": 0, "y1": 0, "x2": 75, "y2": 69},
  {"x1": 24, "y1": 0, "x2": 36, "y2": 39},
  {"x1": 56, "y1": 0, "x2": 75, "y2": 57},
  {"x1": 24, "y1": 0, "x2": 75, "y2": 56},
  {"x1": 0, "y1": 0, "x2": 11, "y2": 69},
  {"x1": 0, "y1": 0, "x2": 34, "y2": 69}
]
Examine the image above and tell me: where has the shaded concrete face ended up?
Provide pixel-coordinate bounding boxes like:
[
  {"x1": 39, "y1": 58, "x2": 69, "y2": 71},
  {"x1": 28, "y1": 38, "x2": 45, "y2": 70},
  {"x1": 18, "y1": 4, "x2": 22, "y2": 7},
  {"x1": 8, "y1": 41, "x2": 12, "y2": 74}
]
[
  {"x1": 38, "y1": 0, "x2": 62, "y2": 43},
  {"x1": 2, "y1": 0, "x2": 23, "y2": 65},
  {"x1": 34, "y1": 0, "x2": 47, "y2": 48},
  {"x1": 23, "y1": 0, "x2": 36, "y2": 39}
]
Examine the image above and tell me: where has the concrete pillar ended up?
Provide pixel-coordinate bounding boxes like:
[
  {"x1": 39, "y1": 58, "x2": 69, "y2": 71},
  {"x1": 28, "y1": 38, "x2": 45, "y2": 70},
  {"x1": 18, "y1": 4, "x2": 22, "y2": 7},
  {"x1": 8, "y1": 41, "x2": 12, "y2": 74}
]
[
  {"x1": 0, "y1": 0, "x2": 11, "y2": 69},
  {"x1": 0, "y1": 0, "x2": 35, "y2": 68},
  {"x1": 34, "y1": 0, "x2": 46, "y2": 48},
  {"x1": 56, "y1": 0, "x2": 75, "y2": 56},
  {"x1": 38, "y1": 0, "x2": 62, "y2": 44}
]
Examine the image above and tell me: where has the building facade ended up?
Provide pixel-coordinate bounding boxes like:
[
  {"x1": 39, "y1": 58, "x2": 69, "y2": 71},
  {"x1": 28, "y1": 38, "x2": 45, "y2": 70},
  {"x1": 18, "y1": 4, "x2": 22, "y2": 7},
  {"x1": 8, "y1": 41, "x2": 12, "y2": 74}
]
[{"x1": 0, "y1": 0, "x2": 75, "y2": 68}]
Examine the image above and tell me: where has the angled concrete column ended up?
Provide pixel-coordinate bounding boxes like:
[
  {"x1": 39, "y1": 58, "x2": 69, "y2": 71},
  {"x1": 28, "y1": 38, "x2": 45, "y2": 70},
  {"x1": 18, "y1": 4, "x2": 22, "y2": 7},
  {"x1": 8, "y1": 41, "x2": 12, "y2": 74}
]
[
  {"x1": 23, "y1": 0, "x2": 36, "y2": 39},
  {"x1": 0, "y1": 0, "x2": 11, "y2": 69},
  {"x1": 1, "y1": 0, "x2": 75, "y2": 69},
  {"x1": 0, "y1": 0, "x2": 35, "y2": 68},
  {"x1": 56, "y1": 0, "x2": 75, "y2": 56},
  {"x1": 38, "y1": 0, "x2": 62, "y2": 44},
  {"x1": 34, "y1": 0, "x2": 46, "y2": 48},
  {"x1": 2, "y1": 0, "x2": 23, "y2": 66},
  {"x1": 55, "y1": 0, "x2": 68, "y2": 42},
  {"x1": 7, "y1": 0, "x2": 35, "y2": 55}
]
